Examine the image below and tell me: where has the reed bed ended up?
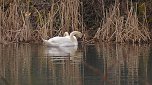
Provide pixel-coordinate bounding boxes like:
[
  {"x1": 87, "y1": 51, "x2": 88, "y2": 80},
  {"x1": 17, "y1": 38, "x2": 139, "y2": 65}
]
[
  {"x1": 0, "y1": 0, "x2": 151, "y2": 44},
  {"x1": 0, "y1": 0, "x2": 83, "y2": 43},
  {"x1": 94, "y1": 2, "x2": 151, "y2": 43}
]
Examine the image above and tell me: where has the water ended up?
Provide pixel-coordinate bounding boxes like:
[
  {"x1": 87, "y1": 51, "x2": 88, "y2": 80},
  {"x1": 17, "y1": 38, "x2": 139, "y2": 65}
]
[{"x1": 0, "y1": 43, "x2": 152, "y2": 85}]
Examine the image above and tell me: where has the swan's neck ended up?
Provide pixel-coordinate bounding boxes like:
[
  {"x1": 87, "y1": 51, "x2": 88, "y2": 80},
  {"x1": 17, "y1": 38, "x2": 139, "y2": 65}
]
[
  {"x1": 70, "y1": 36, "x2": 77, "y2": 42},
  {"x1": 70, "y1": 31, "x2": 82, "y2": 38},
  {"x1": 69, "y1": 31, "x2": 82, "y2": 45},
  {"x1": 69, "y1": 31, "x2": 78, "y2": 41},
  {"x1": 70, "y1": 31, "x2": 78, "y2": 37},
  {"x1": 70, "y1": 36, "x2": 78, "y2": 46}
]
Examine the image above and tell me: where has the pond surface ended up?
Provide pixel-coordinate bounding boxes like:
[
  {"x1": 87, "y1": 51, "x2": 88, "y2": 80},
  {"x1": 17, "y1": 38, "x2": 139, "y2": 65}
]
[{"x1": 0, "y1": 43, "x2": 152, "y2": 85}]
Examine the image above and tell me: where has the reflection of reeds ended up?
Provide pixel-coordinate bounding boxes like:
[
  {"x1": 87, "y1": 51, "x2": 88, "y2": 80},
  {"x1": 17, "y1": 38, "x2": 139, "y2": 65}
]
[
  {"x1": 95, "y1": 42, "x2": 150, "y2": 85},
  {"x1": 94, "y1": 1, "x2": 150, "y2": 43},
  {"x1": 0, "y1": 43, "x2": 31, "y2": 85}
]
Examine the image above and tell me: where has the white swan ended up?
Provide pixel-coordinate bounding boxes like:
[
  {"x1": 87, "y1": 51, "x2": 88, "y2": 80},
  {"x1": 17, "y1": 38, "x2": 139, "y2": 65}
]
[{"x1": 42, "y1": 31, "x2": 82, "y2": 46}]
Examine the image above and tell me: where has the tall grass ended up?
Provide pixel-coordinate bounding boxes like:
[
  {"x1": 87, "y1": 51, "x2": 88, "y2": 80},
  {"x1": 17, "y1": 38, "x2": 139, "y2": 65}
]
[
  {"x1": 0, "y1": 0, "x2": 151, "y2": 43},
  {"x1": 94, "y1": 1, "x2": 151, "y2": 43},
  {"x1": 0, "y1": 0, "x2": 84, "y2": 43},
  {"x1": 0, "y1": 0, "x2": 35, "y2": 43}
]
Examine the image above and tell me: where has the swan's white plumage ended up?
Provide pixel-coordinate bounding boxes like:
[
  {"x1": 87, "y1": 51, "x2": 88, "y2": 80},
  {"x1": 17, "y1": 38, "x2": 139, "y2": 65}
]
[
  {"x1": 42, "y1": 31, "x2": 82, "y2": 46},
  {"x1": 64, "y1": 32, "x2": 69, "y2": 36}
]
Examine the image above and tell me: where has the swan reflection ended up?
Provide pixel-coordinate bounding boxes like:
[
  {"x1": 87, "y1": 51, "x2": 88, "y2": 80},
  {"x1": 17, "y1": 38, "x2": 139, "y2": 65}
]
[{"x1": 45, "y1": 45, "x2": 78, "y2": 56}]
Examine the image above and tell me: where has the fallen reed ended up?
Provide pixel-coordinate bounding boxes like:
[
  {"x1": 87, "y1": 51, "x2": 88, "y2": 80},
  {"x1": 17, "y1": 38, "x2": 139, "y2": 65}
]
[{"x1": 94, "y1": 2, "x2": 151, "y2": 43}]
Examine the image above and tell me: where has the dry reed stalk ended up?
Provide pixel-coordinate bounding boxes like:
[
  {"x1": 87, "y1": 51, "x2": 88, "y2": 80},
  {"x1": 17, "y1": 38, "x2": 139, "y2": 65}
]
[
  {"x1": 60, "y1": 0, "x2": 83, "y2": 33},
  {"x1": 0, "y1": 9, "x2": 1, "y2": 43},
  {"x1": 38, "y1": 0, "x2": 83, "y2": 41},
  {"x1": 0, "y1": 1, "x2": 32, "y2": 42},
  {"x1": 0, "y1": 0, "x2": 83, "y2": 43},
  {"x1": 94, "y1": 1, "x2": 150, "y2": 43},
  {"x1": 38, "y1": 0, "x2": 83, "y2": 40},
  {"x1": 37, "y1": 0, "x2": 62, "y2": 39},
  {"x1": 35, "y1": 8, "x2": 52, "y2": 40}
]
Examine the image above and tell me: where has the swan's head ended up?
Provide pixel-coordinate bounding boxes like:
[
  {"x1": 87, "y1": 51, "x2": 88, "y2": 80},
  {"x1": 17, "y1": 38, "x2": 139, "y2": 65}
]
[
  {"x1": 76, "y1": 32, "x2": 82, "y2": 38},
  {"x1": 70, "y1": 31, "x2": 82, "y2": 38}
]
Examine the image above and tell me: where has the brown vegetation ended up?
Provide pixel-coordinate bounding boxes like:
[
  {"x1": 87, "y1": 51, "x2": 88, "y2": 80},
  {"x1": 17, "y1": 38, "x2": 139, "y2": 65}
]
[
  {"x1": 0, "y1": 0, "x2": 151, "y2": 44},
  {"x1": 94, "y1": 1, "x2": 151, "y2": 43},
  {"x1": 0, "y1": 0, "x2": 84, "y2": 43}
]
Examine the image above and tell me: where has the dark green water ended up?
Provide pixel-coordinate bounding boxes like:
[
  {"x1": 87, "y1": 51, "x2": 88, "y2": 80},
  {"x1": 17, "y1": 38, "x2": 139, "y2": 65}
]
[{"x1": 0, "y1": 43, "x2": 152, "y2": 85}]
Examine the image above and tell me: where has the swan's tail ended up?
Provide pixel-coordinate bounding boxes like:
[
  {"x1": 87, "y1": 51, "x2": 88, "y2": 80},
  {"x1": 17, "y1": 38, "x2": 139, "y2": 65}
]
[
  {"x1": 41, "y1": 38, "x2": 53, "y2": 46},
  {"x1": 41, "y1": 38, "x2": 46, "y2": 42},
  {"x1": 41, "y1": 38, "x2": 49, "y2": 44}
]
